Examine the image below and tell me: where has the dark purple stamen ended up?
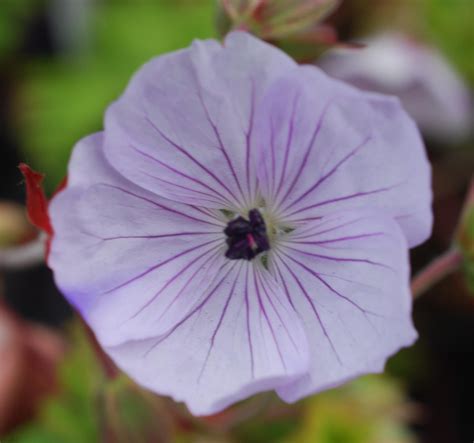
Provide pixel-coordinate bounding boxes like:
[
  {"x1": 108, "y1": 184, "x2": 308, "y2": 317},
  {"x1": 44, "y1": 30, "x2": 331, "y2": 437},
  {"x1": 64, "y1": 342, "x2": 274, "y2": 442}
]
[{"x1": 224, "y1": 209, "x2": 270, "y2": 260}]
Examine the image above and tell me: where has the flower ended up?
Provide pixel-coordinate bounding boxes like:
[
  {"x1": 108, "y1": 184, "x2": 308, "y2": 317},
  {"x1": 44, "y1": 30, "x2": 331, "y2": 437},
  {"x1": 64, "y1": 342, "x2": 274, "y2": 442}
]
[
  {"x1": 48, "y1": 32, "x2": 432, "y2": 415},
  {"x1": 318, "y1": 32, "x2": 473, "y2": 142}
]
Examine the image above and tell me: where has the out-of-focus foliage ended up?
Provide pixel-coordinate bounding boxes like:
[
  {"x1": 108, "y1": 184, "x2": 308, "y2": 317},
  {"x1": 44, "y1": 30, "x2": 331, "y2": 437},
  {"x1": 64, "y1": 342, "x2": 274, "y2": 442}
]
[
  {"x1": 17, "y1": 0, "x2": 215, "y2": 191},
  {"x1": 99, "y1": 376, "x2": 173, "y2": 443},
  {"x1": 230, "y1": 375, "x2": 416, "y2": 443},
  {"x1": 0, "y1": 303, "x2": 63, "y2": 436},
  {"x1": 457, "y1": 180, "x2": 474, "y2": 293},
  {"x1": 422, "y1": 0, "x2": 474, "y2": 85},
  {"x1": 0, "y1": 0, "x2": 42, "y2": 56},
  {"x1": 0, "y1": 201, "x2": 34, "y2": 247},
  {"x1": 285, "y1": 375, "x2": 417, "y2": 443},
  {"x1": 229, "y1": 394, "x2": 302, "y2": 443},
  {"x1": 461, "y1": 208, "x2": 474, "y2": 293},
  {"x1": 10, "y1": 322, "x2": 101, "y2": 442},
  {"x1": 9, "y1": 319, "x2": 173, "y2": 443}
]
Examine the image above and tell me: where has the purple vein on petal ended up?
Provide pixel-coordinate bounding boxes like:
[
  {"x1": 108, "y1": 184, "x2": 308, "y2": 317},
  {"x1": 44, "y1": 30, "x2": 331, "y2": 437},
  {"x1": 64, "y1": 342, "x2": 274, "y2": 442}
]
[
  {"x1": 142, "y1": 261, "x2": 235, "y2": 358},
  {"x1": 198, "y1": 261, "x2": 243, "y2": 383},
  {"x1": 142, "y1": 170, "x2": 232, "y2": 208},
  {"x1": 282, "y1": 251, "x2": 383, "y2": 319},
  {"x1": 275, "y1": 99, "x2": 333, "y2": 209},
  {"x1": 287, "y1": 217, "x2": 372, "y2": 241},
  {"x1": 272, "y1": 257, "x2": 296, "y2": 311},
  {"x1": 308, "y1": 269, "x2": 381, "y2": 293},
  {"x1": 89, "y1": 232, "x2": 220, "y2": 242},
  {"x1": 189, "y1": 205, "x2": 224, "y2": 223},
  {"x1": 256, "y1": 266, "x2": 299, "y2": 353},
  {"x1": 102, "y1": 238, "x2": 221, "y2": 295},
  {"x1": 287, "y1": 184, "x2": 401, "y2": 219},
  {"x1": 194, "y1": 85, "x2": 249, "y2": 208},
  {"x1": 268, "y1": 111, "x2": 277, "y2": 199},
  {"x1": 144, "y1": 116, "x2": 242, "y2": 207},
  {"x1": 127, "y1": 243, "x2": 223, "y2": 321},
  {"x1": 100, "y1": 184, "x2": 223, "y2": 227},
  {"x1": 244, "y1": 264, "x2": 255, "y2": 378},
  {"x1": 280, "y1": 245, "x2": 393, "y2": 270},
  {"x1": 280, "y1": 134, "x2": 373, "y2": 214},
  {"x1": 245, "y1": 79, "x2": 256, "y2": 204},
  {"x1": 288, "y1": 232, "x2": 385, "y2": 246},
  {"x1": 273, "y1": 93, "x2": 300, "y2": 204},
  {"x1": 130, "y1": 145, "x2": 236, "y2": 208},
  {"x1": 153, "y1": 248, "x2": 224, "y2": 325},
  {"x1": 253, "y1": 267, "x2": 287, "y2": 371},
  {"x1": 311, "y1": 273, "x2": 382, "y2": 337},
  {"x1": 278, "y1": 256, "x2": 343, "y2": 365}
]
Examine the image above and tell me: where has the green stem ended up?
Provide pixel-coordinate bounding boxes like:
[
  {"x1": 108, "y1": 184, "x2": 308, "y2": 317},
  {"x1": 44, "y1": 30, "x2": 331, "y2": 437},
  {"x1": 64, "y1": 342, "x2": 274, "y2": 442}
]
[{"x1": 411, "y1": 248, "x2": 463, "y2": 299}]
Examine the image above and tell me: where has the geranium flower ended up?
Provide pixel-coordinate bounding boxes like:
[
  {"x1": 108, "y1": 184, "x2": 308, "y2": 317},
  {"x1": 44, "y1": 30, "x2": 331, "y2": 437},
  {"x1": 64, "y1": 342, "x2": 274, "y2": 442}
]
[
  {"x1": 319, "y1": 33, "x2": 473, "y2": 142},
  {"x1": 48, "y1": 32, "x2": 432, "y2": 415}
]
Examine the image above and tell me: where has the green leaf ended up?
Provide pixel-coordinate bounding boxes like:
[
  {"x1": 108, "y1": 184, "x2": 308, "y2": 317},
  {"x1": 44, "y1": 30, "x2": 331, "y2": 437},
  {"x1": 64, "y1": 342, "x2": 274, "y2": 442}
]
[{"x1": 422, "y1": 0, "x2": 474, "y2": 85}]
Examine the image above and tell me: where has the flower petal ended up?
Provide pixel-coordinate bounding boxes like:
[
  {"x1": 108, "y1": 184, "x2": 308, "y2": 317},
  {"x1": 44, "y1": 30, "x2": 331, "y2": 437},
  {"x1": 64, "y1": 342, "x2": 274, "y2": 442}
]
[
  {"x1": 49, "y1": 133, "x2": 228, "y2": 346},
  {"x1": 254, "y1": 66, "x2": 432, "y2": 247},
  {"x1": 270, "y1": 210, "x2": 417, "y2": 402},
  {"x1": 105, "y1": 261, "x2": 309, "y2": 416},
  {"x1": 103, "y1": 31, "x2": 296, "y2": 210}
]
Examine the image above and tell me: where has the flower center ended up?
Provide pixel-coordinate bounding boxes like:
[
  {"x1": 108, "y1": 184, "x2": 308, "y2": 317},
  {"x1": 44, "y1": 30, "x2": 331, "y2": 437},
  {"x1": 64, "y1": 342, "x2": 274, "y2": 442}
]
[{"x1": 224, "y1": 209, "x2": 270, "y2": 261}]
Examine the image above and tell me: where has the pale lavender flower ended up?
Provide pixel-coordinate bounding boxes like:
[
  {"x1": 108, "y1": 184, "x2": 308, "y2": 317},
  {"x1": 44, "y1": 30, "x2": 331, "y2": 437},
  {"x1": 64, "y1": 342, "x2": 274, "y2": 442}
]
[
  {"x1": 49, "y1": 32, "x2": 432, "y2": 415},
  {"x1": 319, "y1": 32, "x2": 473, "y2": 142}
]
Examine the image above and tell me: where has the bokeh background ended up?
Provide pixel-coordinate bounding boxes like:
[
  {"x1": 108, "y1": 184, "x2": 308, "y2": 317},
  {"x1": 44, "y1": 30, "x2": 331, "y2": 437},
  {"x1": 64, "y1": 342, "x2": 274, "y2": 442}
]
[{"x1": 0, "y1": 1, "x2": 473, "y2": 442}]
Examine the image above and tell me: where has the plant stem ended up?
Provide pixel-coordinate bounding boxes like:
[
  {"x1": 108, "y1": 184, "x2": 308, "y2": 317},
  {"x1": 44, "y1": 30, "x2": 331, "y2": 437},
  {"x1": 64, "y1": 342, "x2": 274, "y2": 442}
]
[{"x1": 411, "y1": 248, "x2": 463, "y2": 299}]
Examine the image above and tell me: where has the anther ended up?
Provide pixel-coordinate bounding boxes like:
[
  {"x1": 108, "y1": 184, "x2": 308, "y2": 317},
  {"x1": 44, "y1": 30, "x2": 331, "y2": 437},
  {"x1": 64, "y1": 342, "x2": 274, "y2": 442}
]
[{"x1": 224, "y1": 209, "x2": 270, "y2": 260}]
